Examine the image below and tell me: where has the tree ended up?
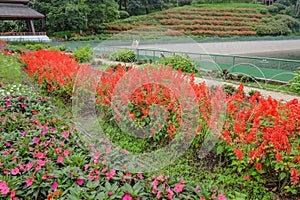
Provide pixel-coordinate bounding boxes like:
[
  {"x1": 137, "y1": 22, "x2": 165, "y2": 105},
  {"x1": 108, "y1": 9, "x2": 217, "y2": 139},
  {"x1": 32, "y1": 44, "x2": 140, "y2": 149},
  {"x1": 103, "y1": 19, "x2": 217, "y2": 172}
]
[{"x1": 28, "y1": 0, "x2": 119, "y2": 32}]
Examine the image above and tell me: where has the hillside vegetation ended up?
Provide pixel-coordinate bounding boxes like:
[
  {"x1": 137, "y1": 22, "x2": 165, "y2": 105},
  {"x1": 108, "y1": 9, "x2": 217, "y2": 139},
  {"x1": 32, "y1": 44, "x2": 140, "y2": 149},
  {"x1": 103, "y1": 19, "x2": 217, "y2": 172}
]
[{"x1": 99, "y1": 3, "x2": 299, "y2": 37}]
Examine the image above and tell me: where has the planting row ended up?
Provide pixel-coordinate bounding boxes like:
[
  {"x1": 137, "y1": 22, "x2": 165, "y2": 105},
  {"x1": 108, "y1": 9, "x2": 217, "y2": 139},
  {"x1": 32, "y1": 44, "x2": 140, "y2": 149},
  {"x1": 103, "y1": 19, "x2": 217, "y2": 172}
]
[
  {"x1": 170, "y1": 8, "x2": 259, "y2": 14},
  {"x1": 19, "y1": 50, "x2": 300, "y2": 197}
]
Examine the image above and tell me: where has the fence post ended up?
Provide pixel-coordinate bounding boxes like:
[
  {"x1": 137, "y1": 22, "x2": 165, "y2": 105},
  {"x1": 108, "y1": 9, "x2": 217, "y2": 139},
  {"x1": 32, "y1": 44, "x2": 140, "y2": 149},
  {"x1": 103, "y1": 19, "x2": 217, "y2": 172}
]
[
  {"x1": 232, "y1": 56, "x2": 236, "y2": 73},
  {"x1": 137, "y1": 49, "x2": 139, "y2": 61}
]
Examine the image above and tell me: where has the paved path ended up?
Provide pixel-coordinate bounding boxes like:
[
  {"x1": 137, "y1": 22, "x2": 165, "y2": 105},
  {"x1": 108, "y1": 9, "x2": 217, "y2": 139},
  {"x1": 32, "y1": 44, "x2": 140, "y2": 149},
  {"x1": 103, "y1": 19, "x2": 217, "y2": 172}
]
[
  {"x1": 97, "y1": 58, "x2": 300, "y2": 102},
  {"x1": 137, "y1": 39, "x2": 300, "y2": 55},
  {"x1": 114, "y1": 39, "x2": 300, "y2": 55}
]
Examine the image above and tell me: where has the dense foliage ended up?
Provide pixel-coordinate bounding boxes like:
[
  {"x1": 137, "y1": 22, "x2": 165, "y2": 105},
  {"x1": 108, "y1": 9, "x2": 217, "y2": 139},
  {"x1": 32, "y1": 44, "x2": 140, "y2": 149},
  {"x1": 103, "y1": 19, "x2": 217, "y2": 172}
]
[
  {"x1": 109, "y1": 49, "x2": 136, "y2": 62},
  {"x1": 14, "y1": 49, "x2": 300, "y2": 199}
]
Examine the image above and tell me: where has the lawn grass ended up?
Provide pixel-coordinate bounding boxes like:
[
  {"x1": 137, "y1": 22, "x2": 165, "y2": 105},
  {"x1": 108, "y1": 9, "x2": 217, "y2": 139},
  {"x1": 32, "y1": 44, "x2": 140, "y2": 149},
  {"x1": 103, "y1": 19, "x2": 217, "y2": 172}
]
[{"x1": 0, "y1": 53, "x2": 22, "y2": 85}]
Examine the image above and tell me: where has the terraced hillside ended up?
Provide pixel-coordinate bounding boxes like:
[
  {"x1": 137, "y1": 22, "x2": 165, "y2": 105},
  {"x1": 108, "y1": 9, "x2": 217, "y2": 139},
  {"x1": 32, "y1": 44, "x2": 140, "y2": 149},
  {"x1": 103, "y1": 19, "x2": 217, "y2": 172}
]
[{"x1": 101, "y1": 6, "x2": 271, "y2": 37}]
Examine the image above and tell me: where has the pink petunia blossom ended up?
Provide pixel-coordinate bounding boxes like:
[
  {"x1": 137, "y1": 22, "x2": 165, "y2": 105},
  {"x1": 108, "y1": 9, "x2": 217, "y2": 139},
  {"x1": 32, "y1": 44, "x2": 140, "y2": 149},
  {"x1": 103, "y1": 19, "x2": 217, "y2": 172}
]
[
  {"x1": 174, "y1": 183, "x2": 184, "y2": 193},
  {"x1": 166, "y1": 188, "x2": 174, "y2": 200},
  {"x1": 122, "y1": 194, "x2": 133, "y2": 200},
  {"x1": 52, "y1": 181, "x2": 58, "y2": 190},
  {"x1": 57, "y1": 156, "x2": 64, "y2": 163},
  {"x1": 157, "y1": 190, "x2": 162, "y2": 199},
  {"x1": 6, "y1": 142, "x2": 11, "y2": 147},
  {"x1": 26, "y1": 162, "x2": 34, "y2": 171},
  {"x1": 6, "y1": 101, "x2": 12, "y2": 106},
  {"x1": 10, "y1": 189, "x2": 16, "y2": 198},
  {"x1": 218, "y1": 194, "x2": 227, "y2": 200},
  {"x1": 32, "y1": 137, "x2": 40, "y2": 143},
  {"x1": 26, "y1": 178, "x2": 34, "y2": 186},
  {"x1": 106, "y1": 170, "x2": 116, "y2": 180},
  {"x1": 21, "y1": 103, "x2": 26, "y2": 108},
  {"x1": 108, "y1": 191, "x2": 113, "y2": 196},
  {"x1": 137, "y1": 173, "x2": 143, "y2": 180},
  {"x1": 63, "y1": 149, "x2": 70, "y2": 157},
  {"x1": 37, "y1": 160, "x2": 45, "y2": 166},
  {"x1": 76, "y1": 179, "x2": 84, "y2": 186},
  {"x1": 42, "y1": 175, "x2": 48, "y2": 180},
  {"x1": 11, "y1": 168, "x2": 20, "y2": 175},
  {"x1": 62, "y1": 132, "x2": 69, "y2": 138},
  {"x1": 0, "y1": 181, "x2": 10, "y2": 195},
  {"x1": 40, "y1": 128, "x2": 48, "y2": 135}
]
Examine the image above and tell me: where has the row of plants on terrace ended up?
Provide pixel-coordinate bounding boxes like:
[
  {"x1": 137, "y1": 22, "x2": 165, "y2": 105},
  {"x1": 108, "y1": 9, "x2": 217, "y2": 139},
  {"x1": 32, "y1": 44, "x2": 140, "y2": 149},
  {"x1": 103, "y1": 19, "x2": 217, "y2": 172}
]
[
  {"x1": 159, "y1": 19, "x2": 265, "y2": 26},
  {"x1": 169, "y1": 7, "x2": 259, "y2": 14},
  {"x1": 14, "y1": 48, "x2": 300, "y2": 198},
  {"x1": 159, "y1": 11, "x2": 270, "y2": 18},
  {"x1": 105, "y1": 24, "x2": 254, "y2": 32}
]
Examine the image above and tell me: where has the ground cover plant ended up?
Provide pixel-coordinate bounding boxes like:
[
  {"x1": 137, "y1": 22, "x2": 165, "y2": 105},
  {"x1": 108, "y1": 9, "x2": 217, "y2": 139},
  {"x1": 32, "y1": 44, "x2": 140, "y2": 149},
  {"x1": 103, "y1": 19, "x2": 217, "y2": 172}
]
[{"x1": 0, "y1": 48, "x2": 300, "y2": 199}]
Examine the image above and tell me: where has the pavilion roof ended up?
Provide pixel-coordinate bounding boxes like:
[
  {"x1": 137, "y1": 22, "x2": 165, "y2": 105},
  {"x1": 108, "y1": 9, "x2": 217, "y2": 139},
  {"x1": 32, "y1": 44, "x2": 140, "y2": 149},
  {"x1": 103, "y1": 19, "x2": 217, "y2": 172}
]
[{"x1": 0, "y1": 3, "x2": 44, "y2": 20}]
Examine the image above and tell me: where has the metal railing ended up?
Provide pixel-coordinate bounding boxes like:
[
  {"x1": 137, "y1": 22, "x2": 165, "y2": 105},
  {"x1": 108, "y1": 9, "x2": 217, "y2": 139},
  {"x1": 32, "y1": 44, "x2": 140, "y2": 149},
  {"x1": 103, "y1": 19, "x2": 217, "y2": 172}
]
[
  {"x1": 0, "y1": 32, "x2": 46, "y2": 36},
  {"x1": 93, "y1": 45, "x2": 300, "y2": 83}
]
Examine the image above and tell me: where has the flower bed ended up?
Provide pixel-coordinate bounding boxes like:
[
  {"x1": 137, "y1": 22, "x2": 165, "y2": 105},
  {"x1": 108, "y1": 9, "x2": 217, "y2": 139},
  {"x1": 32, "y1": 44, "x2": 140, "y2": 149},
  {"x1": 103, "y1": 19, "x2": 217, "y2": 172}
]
[{"x1": 1, "y1": 49, "x2": 299, "y2": 198}]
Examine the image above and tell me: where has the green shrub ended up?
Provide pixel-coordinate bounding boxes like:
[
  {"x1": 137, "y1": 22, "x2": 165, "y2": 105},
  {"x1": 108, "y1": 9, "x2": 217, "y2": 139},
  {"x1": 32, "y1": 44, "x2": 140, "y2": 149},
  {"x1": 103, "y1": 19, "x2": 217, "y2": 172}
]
[
  {"x1": 275, "y1": 14, "x2": 300, "y2": 31},
  {"x1": 119, "y1": 10, "x2": 130, "y2": 19},
  {"x1": 259, "y1": 8, "x2": 268, "y2": 14},
  {"x1": 159, "y1": 54, "x2": 197, "y2": 73},
  {"x1": 49, "y1": 44, "x2": 66, "y2": 51},
  {"x1": 109, "y1": 49, "x2": 135, "y2": 62},
  {"x1": 290, "y1": 70, "x2": 300, "y2": 93},
  {"x1": 267, "y1": 5, "x2": 278, "y2": 13},
  {"x1": 72, "y1": 45, "x2": 93, "y2": 63},
  {"x1": 256, "y1": 21, "x2": 291, "y2": 36}
]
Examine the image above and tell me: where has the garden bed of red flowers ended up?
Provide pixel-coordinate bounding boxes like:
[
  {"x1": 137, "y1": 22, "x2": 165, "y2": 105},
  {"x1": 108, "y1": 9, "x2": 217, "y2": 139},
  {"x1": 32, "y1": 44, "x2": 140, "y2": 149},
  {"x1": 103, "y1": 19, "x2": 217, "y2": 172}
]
[
  {"x1": 1, "y1": 49, "x2": 300, "y2": 199},
  {"x1": 102, "y1": 7, "x2": 269, "y2": 37}
]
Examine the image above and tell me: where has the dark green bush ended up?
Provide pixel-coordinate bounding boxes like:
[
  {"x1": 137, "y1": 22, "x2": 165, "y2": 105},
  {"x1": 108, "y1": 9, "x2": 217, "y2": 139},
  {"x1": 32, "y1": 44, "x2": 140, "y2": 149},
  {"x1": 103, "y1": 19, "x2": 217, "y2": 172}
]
[
  {"x1": 109, "y1": 49, "x2": 135, "y2": 62},
  {"x1": 72, "y1": 45, "x2": 93, "y2": 63},
  {"x1": 159, "y1": 54, "x2": 197, "y2": 73},
  {"x1": 290, "y1": 70, "x2": 300, "y2": 94},
  {"x1": 256, "y1": 21, "x2": 291, "y2": 36}
]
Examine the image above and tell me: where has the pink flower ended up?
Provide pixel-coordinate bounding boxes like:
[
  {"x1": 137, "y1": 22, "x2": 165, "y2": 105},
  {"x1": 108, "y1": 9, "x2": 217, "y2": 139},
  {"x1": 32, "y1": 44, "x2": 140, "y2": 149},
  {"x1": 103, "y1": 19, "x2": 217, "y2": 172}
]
[
  {"x1": 106, "y1": 170, "x2": 116, "y2": 180},
  {"x1": 62, "y1": 132, "x2": 69, "y2": 138},
  {"x1": 152, "y1": 179, "x2": 158, "y2": 186},
  {"x1": 218, "y1": 194, "x2": 227, "y2": 200},
  {"x1": 37, "y1": 160, "x2": 45, "y2": 166},
  {"x1": 76, "y1": 178, "x2": 84, "y2": 186},
  {"x1": 33, "y1": 137, "x2": 40, "y2": 143},
  {"x1": 124, "y1": 149, "x2": 129, "y2": 155},
  {"x1": 122, "y1": 194, "x2": 133, "y2": 200},
  {"x1": 6, "y1": 142, "x2": 11, "y2": 147},
  {"x1": 174, "y1": 183, "x2": 184, "y2": 193},
  {"x1": 157, "y1": 190, "x2": 162, "y2": 199},
  {"x1": 26, "y1": 178, "x2": 34, "y2": 186},
  {"x1": 21, "y1": 103, "x2": 26, "y2": 108},
  {"x1": 10, "y1": 189, "x2": 16, "y2": 198},
  {"x1": 166, "y1": 188, "x2": 174, "y2": 200},
  {"x1": 57, "y1": 156, "x2": 64, "y2": 163},
  {"x1": 108, "y1": 191, "x2": 113, "y2": 196},
  {"x1": 41, "y1": 128, "x2": 48, "y2": 135},
  {"x1": 26, "y1": 162, "x2": 34, "y2": 171},
  {"x1": 137, "y1": 173, "x2": 143, "y2": 180},
  {"x1": 42, "y1": 175, "x2": 48, "y2": 180},
  {"x1": 52, "y1": 181, "x2": 58, "y2": 190},
  {"x1": 11, "y1": 168, "x2": 19, "y2": 175},
  {"x1": 63, "y1": 149, "x2": 70, "y2": 157},
  {"x1": 6, "y1": 101, "x2": 12, "y2": 106},
  {"x1": 0, "y1": 181, "x2": 10, "y2": 194}
]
